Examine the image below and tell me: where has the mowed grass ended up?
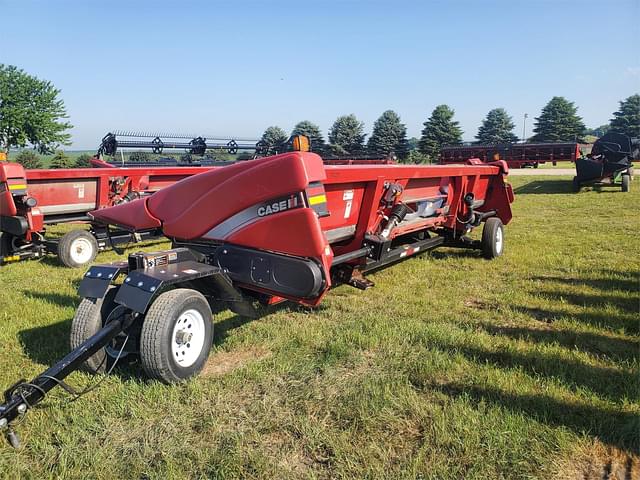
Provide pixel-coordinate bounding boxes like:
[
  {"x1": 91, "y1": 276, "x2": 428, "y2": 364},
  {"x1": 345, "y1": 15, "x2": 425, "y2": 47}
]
[{"x1": 0, "y1": 175, "x2": 638, "y2": 479}]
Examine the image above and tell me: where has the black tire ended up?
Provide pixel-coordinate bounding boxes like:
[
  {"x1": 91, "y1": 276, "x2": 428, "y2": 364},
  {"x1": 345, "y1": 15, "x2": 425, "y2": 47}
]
[
  {"x1": 533, "y1": 162, "x2": 539, "y2": 169},
  {"x1": 70, "y1": 287, "x2": 128, "y2": 373},
  {"x1": 140, "y1": 289, "x2": 213, "y2": 384},
  {"x1": 621, "y1": 174, "x2": 630, "y2": 192},
  {"x1": 481, "y1": 217, "x2": 504, "y2": 259},
  {"x1": 58, "y1": 230, "x2": 98, "y2": 268},
  {"x1": 572, "y1": 176, "x2": 581, "y2": 193},
  {"x1": 0, "y1": 232, "x2": 13, "y2": 259}
]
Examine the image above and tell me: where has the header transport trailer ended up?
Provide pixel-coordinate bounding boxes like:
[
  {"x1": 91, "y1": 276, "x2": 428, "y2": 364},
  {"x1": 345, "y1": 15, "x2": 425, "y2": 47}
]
[
  {"x1": 440, "y1": 142, "x2": 588, "y2": 169},
  {"x1": 0, "y1": 150, "x2": 514, "y2": 445}
]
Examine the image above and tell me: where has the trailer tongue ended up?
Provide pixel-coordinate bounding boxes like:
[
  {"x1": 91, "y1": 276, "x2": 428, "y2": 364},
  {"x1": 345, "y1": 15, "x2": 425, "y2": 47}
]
[{"x1": 0, "y1": 151, "x2": 514, "y2": 446}]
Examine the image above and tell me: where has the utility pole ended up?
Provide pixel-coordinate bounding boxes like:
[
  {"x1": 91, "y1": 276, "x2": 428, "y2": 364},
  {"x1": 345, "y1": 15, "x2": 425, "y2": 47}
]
[{"x1": 522, "y1": 113, "x2": 528, "y2": 143}]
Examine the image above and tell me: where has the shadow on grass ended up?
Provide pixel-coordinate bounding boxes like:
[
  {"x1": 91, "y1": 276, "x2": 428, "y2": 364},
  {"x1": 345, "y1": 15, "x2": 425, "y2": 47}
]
[
  {"x1": 439, "y1": 342, "x2": 636, "y2": 403},
  {"x1": 477, "y1": 323, "x2": 639, "y2": 363},
  {"x1": 531, "y1": 272, "x2": 640, "y2": 295},
  {"x1": 430, "y1": 382, "x2": 639, "y2": 453},
  {"x1": 527, "y1": 269, "x2": 640, "y2": 335},
  {"x1": 513, "y1": 180, "x2": 574, "y2": 195},
  {"x1": 514, "y1": 304, "x2": 639, "y2": 337},
  {"x1": 16, "y1": 299, "x2": 316, "y2": 379},
  {"x1": 18, "y1": 318, "x2": 72, "y2": 366},
  {"x1": 429, "y1": 249, "x2": 483, "y2": 260},
  {"x1": 22, "y1": 290, "x2": 79, "y2": 309},
  {"x1": 537, "y1": 289, "x2": 638, "y2": 315}
]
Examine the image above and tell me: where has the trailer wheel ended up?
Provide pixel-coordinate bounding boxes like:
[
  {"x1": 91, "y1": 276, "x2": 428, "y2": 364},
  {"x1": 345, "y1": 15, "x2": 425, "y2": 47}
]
[
  {"x1": 140, "y1": 289, "x2": 213, "y2": 384},
  {"x1": 621, "y1": 174, "x2": 630, "y2": 192},
  {"x1": 58, "y1": 230, "x2": 98, "y2": 268},
  {"x1": 481, "y1": 217, "x2": 504, "y2": 259},
  {"x1": 70, "y1": 287, "x2": 129, "y2": 373},
  {"x1": 572, "y1": 176, "x2": 581, "y2": 193}
]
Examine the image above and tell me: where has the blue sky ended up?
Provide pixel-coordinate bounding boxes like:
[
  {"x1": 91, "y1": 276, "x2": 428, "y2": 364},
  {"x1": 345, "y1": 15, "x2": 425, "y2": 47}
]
[{"x1": 1, "y1": 0, "x2": 638, "y2": 149}]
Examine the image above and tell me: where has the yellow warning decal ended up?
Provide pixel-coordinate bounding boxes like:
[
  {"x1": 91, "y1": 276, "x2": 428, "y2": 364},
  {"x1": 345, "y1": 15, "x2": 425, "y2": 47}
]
[
  {"x1": 308, "y1": 194, "x2": 327, "y2": 206},
  {"x1": 8, "y1": 184, "x2": 27, "y2": 191}
]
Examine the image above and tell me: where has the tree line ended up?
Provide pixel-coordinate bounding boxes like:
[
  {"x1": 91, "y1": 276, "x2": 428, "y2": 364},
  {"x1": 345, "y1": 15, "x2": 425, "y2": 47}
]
[
  {"x1": 1, "y1": 64, "x2": 638, "y2": 167},
  {"x1": 261, "y1": 94, "x2": 640, "y2": 163}
]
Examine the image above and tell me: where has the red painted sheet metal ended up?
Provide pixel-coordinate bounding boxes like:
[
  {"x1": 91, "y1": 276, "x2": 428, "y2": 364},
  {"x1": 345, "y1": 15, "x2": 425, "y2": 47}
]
[
  {"x1": 227, "y1": 208, "x2": 328, "y2": 259},
  {"x1": 146, "y1": 152, "x2": 325, "y2": 239},
  {"x1": 88, "y1": 198, "x2": 161, "y2": 230},
  {"x1": 22, "y1": 166, "x2": 212, "y2": 213}
]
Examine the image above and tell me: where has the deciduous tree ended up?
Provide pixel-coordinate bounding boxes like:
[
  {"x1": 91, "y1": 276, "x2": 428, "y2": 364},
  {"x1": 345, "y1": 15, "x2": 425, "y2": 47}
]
[{"x1": 0, "y1": 64, "x2": 72, "y2": 153}]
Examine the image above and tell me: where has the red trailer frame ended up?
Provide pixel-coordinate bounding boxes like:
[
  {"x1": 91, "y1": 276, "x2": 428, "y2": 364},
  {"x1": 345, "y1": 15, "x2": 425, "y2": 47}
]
[{"x1": 440, "y1": 142, "x2": 589, "y2": 168}]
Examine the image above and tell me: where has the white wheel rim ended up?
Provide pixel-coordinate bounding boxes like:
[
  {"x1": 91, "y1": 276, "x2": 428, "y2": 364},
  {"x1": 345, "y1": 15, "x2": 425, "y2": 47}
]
[
  {"x1": 70, "y1": 237, "x2": 94, "y2": 264},
  {"x1": 495, "y1": 226, "x2": 503, "y2": 254},
  {"x1": 171, "y1": 309, "x2": 206, "y2": 367}
]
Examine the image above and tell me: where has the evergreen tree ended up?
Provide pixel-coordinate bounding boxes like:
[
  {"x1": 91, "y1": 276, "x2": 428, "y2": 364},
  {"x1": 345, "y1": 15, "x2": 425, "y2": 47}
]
[
  {"x1": 74, "y1": 153, "x2": 93, "y2": 167},
  {"x1": 418, "y1": 105, "x2": 463, "y2": 160},
  {"x1": 530, "y1": 97, "x2": 586, "y2": 142},
  {"x1": 367, "y1": 110, "x2": 409, "y2": 159},
  {"x1": 14, "y1": 150, "x2": 43, "y2": 169},
  {"x1": 49, "y1": 150, "x2": 73, "y2": 168},
  {"x1": 260, "y1": 126, "x2": 289, "y2": 152},
  {"x1": 291, "y1": 121, "x2": 326, "y2": 153},
  {"x1": 609, "y1": 94, "x2": 640, "y2": 138},
  {"x1": 328, "y1": 114, "x2": 366, "y2": 155},
  {"x1": 475, "y1": 108, "x2": 519, "y2": 144}
]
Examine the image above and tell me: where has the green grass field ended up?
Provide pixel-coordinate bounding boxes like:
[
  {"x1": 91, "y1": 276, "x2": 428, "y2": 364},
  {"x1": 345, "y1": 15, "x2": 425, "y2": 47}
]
[{"x1": 0, "y1": 175, "x2": 638, "y2": 479}]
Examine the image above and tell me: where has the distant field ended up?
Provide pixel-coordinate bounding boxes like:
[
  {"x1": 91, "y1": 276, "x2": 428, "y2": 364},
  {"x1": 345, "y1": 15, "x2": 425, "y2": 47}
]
[{"x1": 0, "y1": 175, "x2": 637, "y2": 479}]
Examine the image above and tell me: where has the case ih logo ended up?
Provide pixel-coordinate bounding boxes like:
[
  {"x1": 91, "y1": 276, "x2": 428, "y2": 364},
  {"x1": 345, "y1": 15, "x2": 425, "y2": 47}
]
[{"x1": 257, "y1": 195, "x2": 299, "y2": 217}]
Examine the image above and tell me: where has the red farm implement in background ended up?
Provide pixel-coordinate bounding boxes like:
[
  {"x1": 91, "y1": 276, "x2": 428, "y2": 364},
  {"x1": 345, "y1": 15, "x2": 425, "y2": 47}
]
[
  {"x1": 0, "y1": 161, "x2": 213, "y2": 267},
  {"x1": 0, "y1": 150, "x2": 514, "y2": 445},
  {"x1": 440, "y1": 142, "x2": 588, "y2": 169}
]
